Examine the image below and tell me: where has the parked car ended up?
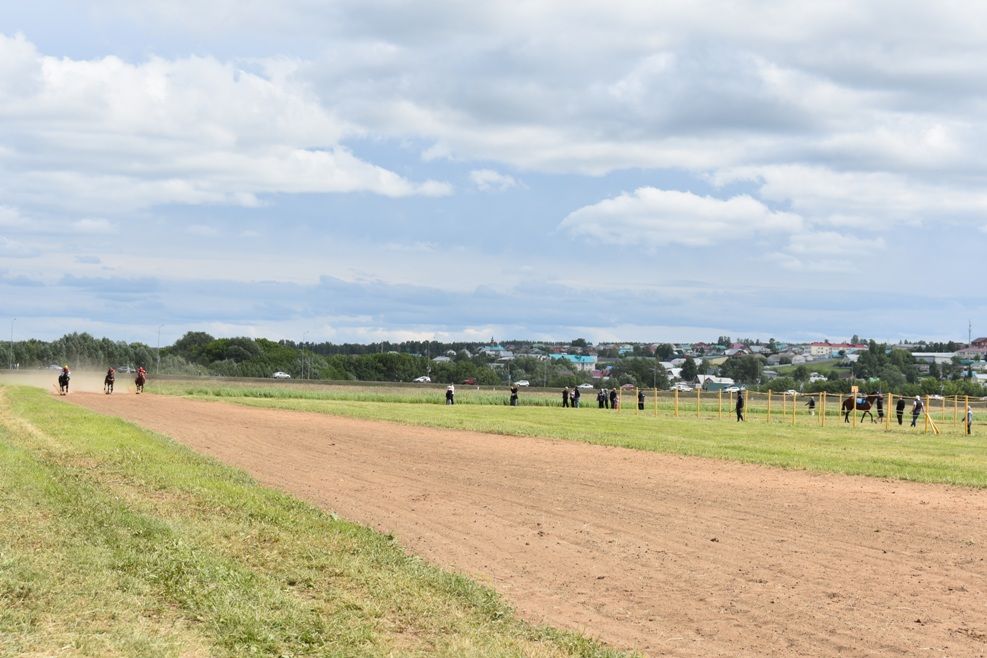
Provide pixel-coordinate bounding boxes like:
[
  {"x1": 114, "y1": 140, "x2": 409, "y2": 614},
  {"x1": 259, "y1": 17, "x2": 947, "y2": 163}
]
[
  {"x1": 514, "y1": 380, "x2": 530, "y2": 386},
  {"x1": 272, "y1": 371, "x2": 291, "y2": 379},
  {"x1": 784, "y1": 389, "x2": 798, "y2": 395},
  {"x1": 724, "y1": 386, "x2": 741, "y2": 393},
  {"x1": 671, "y1": 383, "x2": 692, "y2": 392},
  {"x1": 117, "y1": 366, "x2": 134, "y2": 373},
  {"x1": 461, "y1": 377, "x2": 476, "y2": 385},
  {"x1": 577, "y1": 383, "x2": 594, "y2": 389},
  {"x1": 413, "y1": 375, "x2": 431, "y2": 383}
]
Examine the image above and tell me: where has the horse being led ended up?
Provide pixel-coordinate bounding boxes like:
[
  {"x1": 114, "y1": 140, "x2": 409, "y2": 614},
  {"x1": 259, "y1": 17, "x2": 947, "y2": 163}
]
[
  {"x1": 104, "y1": 368, "x2": 115, "y2": 394},
  {"x1": 842, "y1": 393, "x2": 882, "y2": 423},
  {"x1": 134, "y1": 367, "x2": 146, "y2": 394}
]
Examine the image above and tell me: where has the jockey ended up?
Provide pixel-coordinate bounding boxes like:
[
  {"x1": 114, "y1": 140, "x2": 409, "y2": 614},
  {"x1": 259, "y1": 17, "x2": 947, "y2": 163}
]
[{"x1": 137, "y1": 366, "x2": 147, "y2": 378}]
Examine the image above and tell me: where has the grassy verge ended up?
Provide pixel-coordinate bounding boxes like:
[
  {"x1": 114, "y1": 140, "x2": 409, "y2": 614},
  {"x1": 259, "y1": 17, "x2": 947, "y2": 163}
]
[
  {"x1": 157, "y1": 382, "x2": 987, "y2": 488},
  {"x1": 0, "y1": 386, "x2": 634, "y2": 658}
]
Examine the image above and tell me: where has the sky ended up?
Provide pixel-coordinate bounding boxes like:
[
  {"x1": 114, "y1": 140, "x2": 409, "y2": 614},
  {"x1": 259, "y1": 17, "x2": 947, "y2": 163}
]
[{"x1": 1, "y1": 1, "x2": 985, "y2": 347}]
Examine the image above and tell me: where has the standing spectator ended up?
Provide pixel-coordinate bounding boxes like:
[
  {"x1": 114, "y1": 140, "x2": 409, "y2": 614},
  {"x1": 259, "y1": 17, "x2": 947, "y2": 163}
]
[
  {"x1": 445, "y1": 384, "x2": 455, "y2": 405},
  {"x1": 597, "y1": 388, "x2": 606, "y2": 408},
  {"x1": 805, "y1": 396, "x2": 816, "y2": 416},
  {"x1": 875, "y1": 393, "x2": 885, "y2": 421},
  {"x1": 637, "y1": 389, "x2": 645, "y2": 411},
  {"x1": 911, "y1": 395, "x2": 924, "y2": 427},
  {"x1": 735, "y1": 391, "x2": 745, "y2": 422},
  {"x1": 572, "y1": 386, "x2": 581, "y2": 408},
  {"x1": 967, "y1": 405, "x2": 973, "y2": 435},
  {"x1": 509, "y1": 384, "x2": 519, "y2": 407},
  {"x1": 609, "y1": 387, "x2": 618, "y2": 410},
  {"x1": 562, "y1": 386, "x2": 570, "y2": 408},
  {"x1": 895, "y1": 397, "x2": 906, "y2": 425}
]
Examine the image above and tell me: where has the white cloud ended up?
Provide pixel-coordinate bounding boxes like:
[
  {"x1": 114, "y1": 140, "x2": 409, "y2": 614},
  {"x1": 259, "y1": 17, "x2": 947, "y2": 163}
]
[
  {"x1": 469, "y1": 168, "x2": 520, "y2": 191},
  {"x1": 71, "y1": 218, "x2": 114, "y2": 234},
  {"x1": 0, "y1": 33, "x2": 449, "y2": 216},
  {"x1": 560, "y1": 187, "x2": 803, "y2": 247},
  {"x1": 0, "y1": 236, "x2": 39, "y2": 258}
]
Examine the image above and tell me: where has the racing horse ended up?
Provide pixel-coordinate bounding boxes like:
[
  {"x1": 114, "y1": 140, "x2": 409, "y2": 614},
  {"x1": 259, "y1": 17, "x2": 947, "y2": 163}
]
[
  {"x1": 842, "y1": 393, "x2": 883, "y2": 423},
  {"x1": 134, "y1": 370, "x2": 146, "y2": 394},
  {"x1": 104, "y1": 368, "x2": 116, "y2": 394},
  {"x1": 57, "y1": 371, "x2": 70, "y2": 395}
]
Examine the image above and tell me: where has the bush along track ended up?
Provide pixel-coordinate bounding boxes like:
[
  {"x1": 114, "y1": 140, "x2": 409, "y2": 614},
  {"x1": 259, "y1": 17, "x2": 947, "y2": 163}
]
[{"x1": 0, "y1": 386, "x2": 635, "y2": 658}]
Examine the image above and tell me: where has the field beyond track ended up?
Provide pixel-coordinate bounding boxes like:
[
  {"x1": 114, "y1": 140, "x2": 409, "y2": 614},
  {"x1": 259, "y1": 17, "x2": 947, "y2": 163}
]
[{"x1": 64, "y1": 389, "x2": 987, "y2": 656}]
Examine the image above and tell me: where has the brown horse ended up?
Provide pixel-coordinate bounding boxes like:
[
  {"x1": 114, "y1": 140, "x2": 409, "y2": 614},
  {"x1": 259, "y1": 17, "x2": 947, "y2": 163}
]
[
  {"x1": 842, "y1": 393, "x2": 883, "y2": 423},
  {"x1": 104, "y1": 368, "x2": 115, "y2": 394},
  {"x1": 134, "y1": 371, "x2": 146, "y2": 394}
]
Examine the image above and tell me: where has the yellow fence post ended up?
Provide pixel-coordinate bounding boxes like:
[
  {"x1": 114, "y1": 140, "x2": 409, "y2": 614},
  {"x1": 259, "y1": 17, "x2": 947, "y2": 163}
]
[
  {"x1": 792, "y1": 392, "x2": 797, "y2": 426},
  {"x1": 884, "y1": 392, "x2": 890, "y2": 431},
  {"x1": 696, "y1": 387, "x2": 701, "y2": 418},
  {"x1": 821, "y1": 391, "x2": 826, "y2": 426},
  {"x1": 924, "y1": 395, "x2": 930, "y2": 434},
  {"x1": 954, "y1": 395, "x2": 959, "y2": 426},
  {"x1": 767, "y1": 390, "x2": 772, "y2": 423},
  {"x1": 674, "y1": 388, "x2": 679, "y2": 417},
  {"x1": 653, "y1": 387, "x2": 658, "y2": 417},
  {"x1": 718, "y1": 390, "x2": 722, "y2": 420}
]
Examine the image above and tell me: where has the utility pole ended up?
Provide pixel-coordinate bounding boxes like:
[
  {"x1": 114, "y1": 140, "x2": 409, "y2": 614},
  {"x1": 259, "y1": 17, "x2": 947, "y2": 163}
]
[{"x1": 156, "y1": 325, "x2": 162, "y2": 374}]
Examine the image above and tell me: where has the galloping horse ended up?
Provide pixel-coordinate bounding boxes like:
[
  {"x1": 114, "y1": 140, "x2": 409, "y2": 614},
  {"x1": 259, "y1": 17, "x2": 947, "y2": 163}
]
[
  {"x1": 104, "y1": 368, "x2": 116, "y2": 394},
  {"x1": 842, "y1": 393, "x2": 883, "y2": 423},
  {"x1": 57, "y1": 371, "x2": 70, "y2": 395},
  {"x1": 134, "y1": 370, "x2": 146, "y2": 394}
]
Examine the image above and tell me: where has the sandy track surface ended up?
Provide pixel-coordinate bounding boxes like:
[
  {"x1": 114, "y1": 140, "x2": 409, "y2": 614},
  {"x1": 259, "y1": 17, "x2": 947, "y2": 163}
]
[{"x1": 66, "y1": 393, "x2": 987, "y2": 657}]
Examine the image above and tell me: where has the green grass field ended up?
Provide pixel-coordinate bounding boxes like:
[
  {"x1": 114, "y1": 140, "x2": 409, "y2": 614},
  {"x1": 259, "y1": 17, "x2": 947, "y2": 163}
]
[
  {"x1": 0, "y1": 385, "x2": 634, "y2": 658},
  {"x1": 154, "y1": 380, "x2": 987, "y2": 488}
]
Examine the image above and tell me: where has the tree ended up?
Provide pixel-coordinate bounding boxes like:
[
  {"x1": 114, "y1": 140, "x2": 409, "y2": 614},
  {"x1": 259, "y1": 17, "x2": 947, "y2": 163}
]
[
  {"x1": 655, "y1": 343, "x2": 675, "y2": 360},
  {"x1": 792, "y1": 365, "x2": 809, "y2": 382},
  {"x1": 680, "y1": 356, "x2": 698, "y2": 382}
]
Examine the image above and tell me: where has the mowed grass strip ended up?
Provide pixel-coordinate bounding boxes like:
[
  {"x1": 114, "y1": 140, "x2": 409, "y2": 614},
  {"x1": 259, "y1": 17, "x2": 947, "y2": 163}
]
[
  {"x1": 165, "y1": 383, "x2": 987, "y2": 488},
  {"x1": 0, "y1": 386, "x2": 635, "y2": 658}
]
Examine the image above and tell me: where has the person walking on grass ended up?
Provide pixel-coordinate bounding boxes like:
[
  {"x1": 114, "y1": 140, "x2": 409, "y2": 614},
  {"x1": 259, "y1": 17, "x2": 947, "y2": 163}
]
[
  {"x1": 735, "y1": 391, "x2": 745, "y2": 422},
  {"x1": 609, "y1": 387, "x2": 618, "y2": 410},
  {"x1": 638, "y1": 389, "x2": 645, "y2": 411},
  {"x1": 445, "y1": 384, "x2": 455, "y2": 405},
  {"x1": 896, "y1": 397, "x2": 906, "y2": 425},
  {"x1": 509, "y1": 384, "x2": 519, "y2": 407},
  {"x1": 967, "y1": 405, "x2": 973, "y2": 435},
  {"x1": 572, "y1": 386, "x2": 581, "y2": 408},
  {"x1": 597, "y1": 388, "x2": 606, "y2": 408},
  {"x1": 562, "y1": 386, "x2": 570, "y2": 408},
  {"x1": 911, "y1": 395, "x2": 924, "y2": 427},
  {"x1": 805, "y1": 396, "x2": 816, "y2": 416}
]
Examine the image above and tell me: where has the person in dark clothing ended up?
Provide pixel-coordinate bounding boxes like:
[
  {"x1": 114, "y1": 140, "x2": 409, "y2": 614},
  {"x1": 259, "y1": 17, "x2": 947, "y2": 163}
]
[
  {"x1": 638, "y1": 389, "x2": 645, "y2": 411},
  {"x1": 895, "y1": 398, "x2": 906, "y2": 425},
  {"x1": 597, "y1": 389, "x2": 606, "y2": 408},
  {"x1": 805, "y1": 397, "x2": 816, "y2": 415},
  {"x1": 445, "y1": 385, "x2": 455, "y2": 405},
  {"x1": 874, "y1": 393, "x2": 884, "y2": 421},
  {"x1": 562, "y1": 386, "x2": 570, "y2": 408},
  {"x1": 510, "y1": 384, "x2": 519, "y2": 406},
  {"x1": 572, "y1": 387, "x2": 581, "y2": 408},
  {"x1": 967, "y1": 405, "x2": 973, "y2": 435},
  {"x1": 735, "y1": 391, "x2": 745, "y2": 422},
  {"x1": 609, "y1": 388, "x2": 618, "y2": 410},
  {"x1": 911, "y1": 396, "x2": 924, "y2": 427}
]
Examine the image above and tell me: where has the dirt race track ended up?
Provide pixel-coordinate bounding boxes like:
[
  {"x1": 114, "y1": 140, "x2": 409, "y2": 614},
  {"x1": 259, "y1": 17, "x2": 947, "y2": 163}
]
[{"x1": 66, "y1": 392, "x2": 987, "y2": 657}]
